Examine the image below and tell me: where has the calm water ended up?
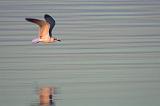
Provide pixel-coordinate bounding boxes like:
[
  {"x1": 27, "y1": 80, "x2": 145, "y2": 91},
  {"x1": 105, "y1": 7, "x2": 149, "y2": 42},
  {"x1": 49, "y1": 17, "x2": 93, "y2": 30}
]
[{"x1": 0, "y1": 0, "x2": 160, "y2": 106}]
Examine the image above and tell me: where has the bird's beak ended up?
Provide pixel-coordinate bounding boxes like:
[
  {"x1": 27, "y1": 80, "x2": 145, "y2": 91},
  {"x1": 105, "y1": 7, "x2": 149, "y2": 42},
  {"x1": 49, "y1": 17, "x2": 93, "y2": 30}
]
[
  {"x1": 57, "y1": 39, "x2": 61, "y2": 42},
  {"x1": 54, "y1": 38, "x2": 61, "y2": 42}
]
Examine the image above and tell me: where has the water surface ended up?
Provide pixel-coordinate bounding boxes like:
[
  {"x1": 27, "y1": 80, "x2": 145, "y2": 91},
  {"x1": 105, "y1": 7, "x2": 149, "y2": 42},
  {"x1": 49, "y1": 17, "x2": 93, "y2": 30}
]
[{"x1": 0, "y1": 0, "x2": 160, "y2": 106}]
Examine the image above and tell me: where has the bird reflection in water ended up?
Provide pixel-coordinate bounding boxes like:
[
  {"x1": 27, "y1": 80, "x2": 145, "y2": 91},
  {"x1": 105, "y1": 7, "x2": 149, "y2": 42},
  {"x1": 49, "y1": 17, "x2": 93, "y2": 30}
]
[
  {"x1": 40, "y1": 102, "x2": 56, "y2": 106},
  {"x1": 30, "y1": 102, "x2": 55, "y2": 106},
  {"x1": 31, "y1": 86, "x2": 56, "y2": 106}
]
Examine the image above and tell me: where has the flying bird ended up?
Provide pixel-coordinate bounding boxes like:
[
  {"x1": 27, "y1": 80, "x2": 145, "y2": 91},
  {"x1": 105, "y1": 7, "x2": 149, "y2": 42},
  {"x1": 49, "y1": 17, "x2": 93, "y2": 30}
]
[{"x1": 25, "y1": 14, "x2": 61, "y2": 43}]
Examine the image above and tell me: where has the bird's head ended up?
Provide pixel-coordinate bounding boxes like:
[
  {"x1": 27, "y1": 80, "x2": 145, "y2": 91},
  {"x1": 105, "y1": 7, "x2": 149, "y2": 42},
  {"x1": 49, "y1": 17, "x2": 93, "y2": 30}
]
[
  {"x1": 54, "y1": 38, "x2": 61, "y2": 42},
  {"x1": 50, "y1": 37, "x2": 61, "y2": 42}
]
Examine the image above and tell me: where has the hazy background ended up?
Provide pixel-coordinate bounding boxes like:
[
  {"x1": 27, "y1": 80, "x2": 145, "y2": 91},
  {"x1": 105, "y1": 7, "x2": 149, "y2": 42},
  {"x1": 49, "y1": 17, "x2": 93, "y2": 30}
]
[{"x1": 0, "y1": 0, "x2": 160, "y2": 106}]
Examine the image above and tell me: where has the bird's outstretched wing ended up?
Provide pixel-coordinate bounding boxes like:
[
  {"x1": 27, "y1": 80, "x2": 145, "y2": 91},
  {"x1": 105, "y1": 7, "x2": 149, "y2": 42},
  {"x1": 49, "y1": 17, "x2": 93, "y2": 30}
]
[
  {"x1": 26, "y1": 18, "x2": 50, "y2": 39},
  {"x1": 44, "y1": 14, "x2": 55, "y2": 37},
  {"x1": 25, "y1": 18, "x2": 45, "y2": 27}
]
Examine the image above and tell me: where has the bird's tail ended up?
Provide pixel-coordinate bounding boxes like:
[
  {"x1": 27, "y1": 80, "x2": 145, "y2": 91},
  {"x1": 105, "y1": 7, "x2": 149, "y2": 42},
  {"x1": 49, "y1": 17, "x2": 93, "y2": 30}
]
[{"x1": 32, "y1": 38, "x2": 40, "y2": 43}]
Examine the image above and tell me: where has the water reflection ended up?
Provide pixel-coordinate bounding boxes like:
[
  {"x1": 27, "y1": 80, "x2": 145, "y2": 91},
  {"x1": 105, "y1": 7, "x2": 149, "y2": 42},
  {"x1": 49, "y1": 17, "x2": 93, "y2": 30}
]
[{"x1": 30, "y1": 102, "x2": 56, "y2": 106}]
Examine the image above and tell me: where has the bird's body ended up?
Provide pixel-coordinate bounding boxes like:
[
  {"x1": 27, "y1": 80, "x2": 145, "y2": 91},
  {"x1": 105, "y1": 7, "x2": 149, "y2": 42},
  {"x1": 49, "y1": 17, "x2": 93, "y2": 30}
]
[
  {"x1": 25, "y1": 14, "x2": 61, "y2": 43},
  {"x1": 37, "y1": 21, "x2": 53, "y2": 43}
]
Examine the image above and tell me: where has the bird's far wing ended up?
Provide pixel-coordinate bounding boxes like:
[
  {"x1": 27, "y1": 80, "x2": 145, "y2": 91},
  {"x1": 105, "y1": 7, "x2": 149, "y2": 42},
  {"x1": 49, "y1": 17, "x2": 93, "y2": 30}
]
[
  {"x1": 44, "y1": 14, "x2": 55, "y2": 37},
  {"x1": 25, "y1": 18, "x2": 45, "y2": 27}
]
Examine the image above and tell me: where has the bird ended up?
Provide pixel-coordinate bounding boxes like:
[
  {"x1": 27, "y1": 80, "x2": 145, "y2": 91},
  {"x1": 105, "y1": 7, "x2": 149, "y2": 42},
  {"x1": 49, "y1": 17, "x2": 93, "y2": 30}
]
[{"x1": 25, "y1": 14, "x2": 61, "y2": 43}]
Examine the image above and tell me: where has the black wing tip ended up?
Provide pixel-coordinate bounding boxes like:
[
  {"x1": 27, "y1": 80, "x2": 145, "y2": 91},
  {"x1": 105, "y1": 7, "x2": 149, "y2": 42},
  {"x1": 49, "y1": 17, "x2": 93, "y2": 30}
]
[
  {"x1": 44, "y1": 14, "x2": 55, "y2": 24},
  {"x1": 44, "y1": 14, "x2": 51, "y2": 18},
  {"x1": 44, "y1": 14, "x2": 55, "y2": 21},
  {"x1": 25, "y1": 18, "x2": 32, "y2": 22},
  {"x1": 25, "y1": 18, "x2": 29, "y2": 21}
]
